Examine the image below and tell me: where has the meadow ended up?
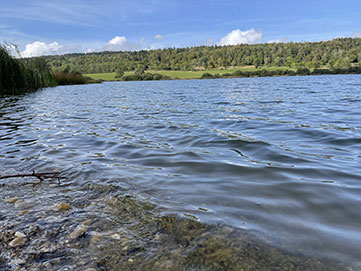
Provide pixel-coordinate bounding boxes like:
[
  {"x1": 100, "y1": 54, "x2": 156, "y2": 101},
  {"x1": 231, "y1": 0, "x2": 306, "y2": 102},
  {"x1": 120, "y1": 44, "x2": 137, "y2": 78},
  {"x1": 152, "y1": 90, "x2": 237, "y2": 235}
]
[{"x1": 84, "y1": 66, "x2": 296, "y2": 81}]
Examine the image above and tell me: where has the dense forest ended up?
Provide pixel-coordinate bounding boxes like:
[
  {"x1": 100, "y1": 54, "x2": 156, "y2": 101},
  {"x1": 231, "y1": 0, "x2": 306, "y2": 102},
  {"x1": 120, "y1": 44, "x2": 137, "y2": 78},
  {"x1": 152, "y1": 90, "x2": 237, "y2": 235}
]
[{"x1": 43, "y1": 38, "x2": 361, "y2": 74}]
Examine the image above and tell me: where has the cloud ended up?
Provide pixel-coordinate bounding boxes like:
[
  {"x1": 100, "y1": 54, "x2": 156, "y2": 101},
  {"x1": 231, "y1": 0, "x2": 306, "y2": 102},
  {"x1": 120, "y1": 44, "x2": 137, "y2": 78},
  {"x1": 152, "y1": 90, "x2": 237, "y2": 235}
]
[
  {"x1": 154, "y1": 34, "x2": 164, "y2": 40},
  {"x1": 267, "y1": 37, "x2": 289, "y2": 44},
  {"x1": 218, "y1": 29, "x2": 262, "y2": 46},
  {"x1": 21, "y1": 41, "x2": 69, "y2": 57},
  {"x1": 104, "y1": 35, "x2": 152, "y2": 51},
  {"x1": 0, "y1": 1, "x2": 102, "y2": 27},
  {"x1": 18, "y1": 35, "x2": 156, "y2": 57},
  {"x1": 109, "y1": 36, "x2": 127, "y2": 46}
]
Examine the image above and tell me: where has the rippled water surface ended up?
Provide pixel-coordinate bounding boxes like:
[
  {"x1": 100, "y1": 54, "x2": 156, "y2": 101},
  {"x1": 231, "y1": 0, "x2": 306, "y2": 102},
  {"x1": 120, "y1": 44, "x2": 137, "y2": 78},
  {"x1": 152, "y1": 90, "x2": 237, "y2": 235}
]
[{"x1": 1, "y1": 75, "x2": 361, "y2": 268}]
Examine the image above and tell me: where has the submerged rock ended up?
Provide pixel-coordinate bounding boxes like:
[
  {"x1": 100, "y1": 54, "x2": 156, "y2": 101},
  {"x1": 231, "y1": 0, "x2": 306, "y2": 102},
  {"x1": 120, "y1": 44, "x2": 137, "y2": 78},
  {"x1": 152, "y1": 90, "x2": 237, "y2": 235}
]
[
  {"x1": 6, "y1": 197, "x2": 19, "y2": 203},
  {"x1": 18, "y1": 209, "x2": 30, "y2": 216},
  {"x1": 14, "y1": 200, "x2": 35, "y2": 209},
  {"x1": 57, "y1": 202, "x2": 71, "y2": 211},
  {"x1": 15, "y1": 232, "x2": 26, "y2": 238},
  {"x1": 9, "y1": 232, "x2": 26, "y2": 247},
  {"x1": 69, "y1": 223, "x2": 88, "y2": 239}
]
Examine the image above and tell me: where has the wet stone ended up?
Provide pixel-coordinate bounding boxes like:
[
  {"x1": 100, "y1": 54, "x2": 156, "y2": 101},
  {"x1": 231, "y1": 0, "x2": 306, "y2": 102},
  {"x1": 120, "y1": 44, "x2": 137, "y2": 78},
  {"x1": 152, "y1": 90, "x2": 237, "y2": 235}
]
[
  {"x1": 9, "y1": 235, "x2": 26, "y2": 247},
  {"x1": 69, "y1": 224, "x2": 88, "y2": 239},
  {"x1": 6, "y1": 197, "x2": 19, "y2": 203},
  {"x1": 57, "y1": 202, "x2": 71, "y2": 211},
  {"x1": 15, "y1": 200, "x2": 35, "y2": 209},
  {"x1": 18, "y1": 209, "x2": 30, "y2": 216}
]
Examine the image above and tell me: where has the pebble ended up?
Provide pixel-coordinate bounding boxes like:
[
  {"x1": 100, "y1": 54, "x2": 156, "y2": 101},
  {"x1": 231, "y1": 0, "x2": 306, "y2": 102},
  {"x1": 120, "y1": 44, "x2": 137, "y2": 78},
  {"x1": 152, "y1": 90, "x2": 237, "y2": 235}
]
[
  {"x1": 6, "y1": 197, "x2": 19, "y2": 203},
  {"x1": 160, "y1": 260, "x2": 174, "y2": 269},
  {"x1": 15, "y1": 232, "x2": 26, "y2": 238},
  {"x1": 18, "y1": 210, "x2": 30, "y2": 216},
  {"x1": 122, "y1": 246, "x2": 128, "y2": 251},
  {"x1": 57, "y1": 202, "x2": 71, "y2": 211},
  {"x1": 170, "y1": 248, "x2": 182, "y2": 257},
  {"x1": 128, "y1": 258, "x2": 134, "y2": 263},
  {"x1": 69, "y1": 224, "x2": 88, "y2": 239},
  {"x1": 43, "y1": 262, "x2": 52, "y2": 270},
  {"x1": 15, "y1": 200, "x2": 35, "y2": 209},
  {"x1": 111, "y1": 233, "x2": 121, "y2": 240},
  {"x1": 9, "y1": 232, "x2": 26, "y2": 247},
  {"x1": 90, "y1": 232, "x2": 102, "y2": 244},
  {"x1": 222, "y1": 226, "x2": 234, "y2": 234}
]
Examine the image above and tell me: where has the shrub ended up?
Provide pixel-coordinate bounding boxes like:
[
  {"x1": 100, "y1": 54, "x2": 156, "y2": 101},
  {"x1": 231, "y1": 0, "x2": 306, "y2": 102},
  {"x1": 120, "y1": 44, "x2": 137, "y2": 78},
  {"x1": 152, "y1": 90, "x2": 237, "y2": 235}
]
[
  {"x1": 53, "y1": 71, "x2": 87, "y2": 85},
  {"x1": 201, "y1": 73, "x2": 214, "y2": 79}
]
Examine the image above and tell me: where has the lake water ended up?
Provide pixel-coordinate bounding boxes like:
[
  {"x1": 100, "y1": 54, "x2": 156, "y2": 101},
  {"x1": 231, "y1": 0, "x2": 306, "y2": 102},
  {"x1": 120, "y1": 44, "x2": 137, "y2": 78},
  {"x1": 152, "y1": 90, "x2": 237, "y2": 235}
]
[{"x1": 1, "y1": 75, "x2": 361, "y2": 269}]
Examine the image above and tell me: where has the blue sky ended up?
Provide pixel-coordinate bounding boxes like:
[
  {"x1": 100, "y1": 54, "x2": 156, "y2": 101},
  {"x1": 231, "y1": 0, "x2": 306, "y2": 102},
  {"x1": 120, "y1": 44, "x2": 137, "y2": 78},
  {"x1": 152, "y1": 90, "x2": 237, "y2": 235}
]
[{"x1": 1, "y1": 0, "x2": 360, "y2": 57}]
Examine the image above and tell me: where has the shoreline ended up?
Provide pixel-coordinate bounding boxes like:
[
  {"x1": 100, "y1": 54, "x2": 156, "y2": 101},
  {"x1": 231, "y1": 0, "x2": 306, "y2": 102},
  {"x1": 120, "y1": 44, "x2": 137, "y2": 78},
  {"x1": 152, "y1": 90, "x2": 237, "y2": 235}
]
[
  {"x1": 84, "y1": 68, "x2": 361, "y2": 82},
  {"x1": 0, "y1": 176, "x2": 357, "y2": 271}
]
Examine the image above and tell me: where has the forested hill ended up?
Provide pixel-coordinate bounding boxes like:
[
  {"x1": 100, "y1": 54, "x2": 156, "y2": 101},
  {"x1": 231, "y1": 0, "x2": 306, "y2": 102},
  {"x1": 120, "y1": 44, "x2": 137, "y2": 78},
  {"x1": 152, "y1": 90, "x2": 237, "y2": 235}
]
[{"x1": 44, "y1": 38, "x2": 361, "y2": 74}]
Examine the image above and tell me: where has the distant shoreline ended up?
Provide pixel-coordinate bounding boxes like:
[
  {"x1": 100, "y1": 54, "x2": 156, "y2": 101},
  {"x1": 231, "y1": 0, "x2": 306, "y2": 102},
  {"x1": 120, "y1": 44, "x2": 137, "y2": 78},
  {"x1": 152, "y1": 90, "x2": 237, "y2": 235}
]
[{"x1": 84, "y1": 66, "x2": 361, "y2": 82}]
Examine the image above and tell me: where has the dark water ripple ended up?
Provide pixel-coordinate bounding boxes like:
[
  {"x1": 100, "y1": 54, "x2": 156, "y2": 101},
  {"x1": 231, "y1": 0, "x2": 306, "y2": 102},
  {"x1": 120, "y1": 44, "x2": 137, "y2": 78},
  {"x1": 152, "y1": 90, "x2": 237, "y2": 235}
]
[{"x1": 1, "y1": 75, "x2": 361, "y2": 266}]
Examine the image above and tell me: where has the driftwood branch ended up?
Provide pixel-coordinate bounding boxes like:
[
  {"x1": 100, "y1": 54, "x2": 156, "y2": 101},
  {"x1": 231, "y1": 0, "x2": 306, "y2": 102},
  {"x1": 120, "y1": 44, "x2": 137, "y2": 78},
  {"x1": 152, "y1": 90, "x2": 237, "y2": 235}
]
[{"x1": 0, "y1": 171, "x2": 68, "y2": 185}]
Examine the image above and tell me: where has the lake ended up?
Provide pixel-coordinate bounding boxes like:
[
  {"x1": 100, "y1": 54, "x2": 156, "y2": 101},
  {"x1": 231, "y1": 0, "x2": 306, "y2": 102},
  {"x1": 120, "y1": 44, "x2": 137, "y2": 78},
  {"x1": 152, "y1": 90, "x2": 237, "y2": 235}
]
[{"x1": 1, "y1": 75, "x2": 360, "y2": 270}]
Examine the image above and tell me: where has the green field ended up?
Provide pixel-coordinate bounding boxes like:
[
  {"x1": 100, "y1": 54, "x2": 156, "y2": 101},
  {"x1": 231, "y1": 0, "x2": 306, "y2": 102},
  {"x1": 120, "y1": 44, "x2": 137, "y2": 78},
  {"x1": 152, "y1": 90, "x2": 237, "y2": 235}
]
[
  {"x1": 83, "y1": 72, "x2": 131, "y2": 81},
  {"x1": 84, "y1": 66, "x2": 296, "y2": 81}
]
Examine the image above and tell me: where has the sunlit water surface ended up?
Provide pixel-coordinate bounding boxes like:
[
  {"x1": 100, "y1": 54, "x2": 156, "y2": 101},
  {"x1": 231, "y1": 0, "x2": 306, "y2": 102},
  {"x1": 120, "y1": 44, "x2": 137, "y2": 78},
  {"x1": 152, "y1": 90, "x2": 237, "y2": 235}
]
[{"x1": 1, "y1": 75, "x2": 361, "y2": 268}]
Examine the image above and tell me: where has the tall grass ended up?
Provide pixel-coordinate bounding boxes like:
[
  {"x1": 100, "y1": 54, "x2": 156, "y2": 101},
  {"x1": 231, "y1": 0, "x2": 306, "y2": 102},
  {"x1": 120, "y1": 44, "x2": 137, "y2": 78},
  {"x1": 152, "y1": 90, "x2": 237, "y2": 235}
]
[{"x1": 0, "y1": 45, "x2": 56, "y2": 95}]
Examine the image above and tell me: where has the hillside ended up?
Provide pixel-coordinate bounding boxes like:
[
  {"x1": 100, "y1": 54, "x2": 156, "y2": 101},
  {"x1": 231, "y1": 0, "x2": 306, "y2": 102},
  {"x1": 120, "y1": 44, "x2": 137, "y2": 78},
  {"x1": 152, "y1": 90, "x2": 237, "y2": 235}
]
[{"x1": 42, "y1": 38, "x2": 361, "y2": 74}]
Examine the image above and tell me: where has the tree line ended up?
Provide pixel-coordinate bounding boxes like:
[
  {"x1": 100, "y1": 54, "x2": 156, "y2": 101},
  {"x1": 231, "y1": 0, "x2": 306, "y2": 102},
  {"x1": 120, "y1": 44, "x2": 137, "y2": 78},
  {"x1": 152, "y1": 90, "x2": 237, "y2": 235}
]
[{"x1": 43, "y1": 38, "x2": 361, "y2": 74}]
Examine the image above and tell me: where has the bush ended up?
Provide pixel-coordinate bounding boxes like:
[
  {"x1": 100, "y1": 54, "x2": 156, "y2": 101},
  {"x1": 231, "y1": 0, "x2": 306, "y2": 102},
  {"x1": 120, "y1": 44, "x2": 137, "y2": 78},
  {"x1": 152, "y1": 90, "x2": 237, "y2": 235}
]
[
  {"x1": 201, "y1": 73, "x2": 214, "y2": 79},
  {"x1": 115, "y1": 69, "x2": 124, "y2": 78},
  {"x1": 53, "y1": 71, "x2": 87, "y2": 85},
  {"x1": 296, "y1": 68, "x2": 311, "y2": 75}
]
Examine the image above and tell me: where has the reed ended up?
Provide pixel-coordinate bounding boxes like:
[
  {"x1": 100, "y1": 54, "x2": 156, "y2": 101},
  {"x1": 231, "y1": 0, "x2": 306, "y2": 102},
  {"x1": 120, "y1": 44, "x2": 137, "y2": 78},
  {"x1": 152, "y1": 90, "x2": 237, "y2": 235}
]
[{"x1": 0, "y1": 45, "x2": 56, "y2": 95}]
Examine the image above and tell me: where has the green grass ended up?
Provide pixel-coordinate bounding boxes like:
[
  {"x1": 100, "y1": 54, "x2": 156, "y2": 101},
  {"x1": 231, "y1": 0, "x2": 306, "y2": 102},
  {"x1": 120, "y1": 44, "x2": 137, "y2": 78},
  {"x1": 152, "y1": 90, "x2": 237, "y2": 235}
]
[
  {"x1": 83, "y1": 72, "x2": 133, "y2": 81},
  {"x1": 83, "y1": 66, "x2": 298, "y2": 81}
]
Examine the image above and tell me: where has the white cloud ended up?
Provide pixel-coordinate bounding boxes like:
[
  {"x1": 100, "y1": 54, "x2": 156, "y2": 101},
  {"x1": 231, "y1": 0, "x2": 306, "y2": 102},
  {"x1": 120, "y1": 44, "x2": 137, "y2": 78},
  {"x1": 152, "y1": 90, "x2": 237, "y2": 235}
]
[
  {"x1": 109, "y1": 36, "x2": 127, "y2": 45},
  {"x1": 104, "y1": 36, "x2": 152, "y2": 51},
  {"x1": 154, "y1": 34, "x2": 164, "y2": 40},
  {"x1": 84, "y1": 48, "x2": 95, "y2": 54},
  {"x1": 19, "y1": 35, "x2": 157, "y2": 57},
  {"x1": 267, "y1": 37, "x2": 289, "y2": 44},
  {"x1": 21, "y1": 41, "x2": 68, "y2": 57},
  {"x1": 218, "y1": 29, "x2": 262, "y2": 46}
]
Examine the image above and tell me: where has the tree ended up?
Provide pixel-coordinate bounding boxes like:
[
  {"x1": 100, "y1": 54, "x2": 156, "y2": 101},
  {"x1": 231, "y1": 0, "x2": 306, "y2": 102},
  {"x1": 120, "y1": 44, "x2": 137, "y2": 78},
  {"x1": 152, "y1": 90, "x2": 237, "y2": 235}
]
[
  {"x1": 135, "y1": 65, "x2": 145, "y2": 76},
  {"x1": 115, "y1": 69, "x2": 124, "y2": 78}
]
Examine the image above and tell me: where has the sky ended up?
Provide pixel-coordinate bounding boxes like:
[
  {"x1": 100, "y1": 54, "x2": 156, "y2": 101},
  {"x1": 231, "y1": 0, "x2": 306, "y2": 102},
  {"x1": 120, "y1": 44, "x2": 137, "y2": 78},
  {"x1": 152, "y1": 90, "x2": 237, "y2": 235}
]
[{"x1": 1, "y1": 0, "x2": 360, "y2": 57}]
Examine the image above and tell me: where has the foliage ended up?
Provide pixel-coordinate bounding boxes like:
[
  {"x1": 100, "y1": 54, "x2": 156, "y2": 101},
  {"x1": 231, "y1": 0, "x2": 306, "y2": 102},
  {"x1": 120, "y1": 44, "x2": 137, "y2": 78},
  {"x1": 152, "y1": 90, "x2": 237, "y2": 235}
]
[
  {"x1": 43, "y1": 38, "x2": 361, "y2": 75},
  {"x1": 122, "y1": 72, "x2": 171, "y2": 81},
  {"x1": 53, "y1": 71, "x2": 86, "y2": 85},
  {"x1": 201, "y1": 73, "x2": 214, "y2": 79},
  {"x1": 53, "y1": 70, "x2": 101, "y2": 85},
  {"x1": 0, "y1": 45, "x2": 56, "y2": 95},
  {"x1": 115, "y1": 69, "x2": 124, "y2": 79},
  {"x1": 199, "y1": 66, "x2": 361, "y2": 80}
]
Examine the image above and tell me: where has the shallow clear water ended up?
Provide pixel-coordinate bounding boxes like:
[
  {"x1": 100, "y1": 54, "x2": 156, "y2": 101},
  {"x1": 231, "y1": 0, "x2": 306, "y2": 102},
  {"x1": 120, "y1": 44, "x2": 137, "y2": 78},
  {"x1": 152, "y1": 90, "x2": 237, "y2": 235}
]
[{"x1": 1, "y1": 75, "x2": 361, "y2": 267}]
